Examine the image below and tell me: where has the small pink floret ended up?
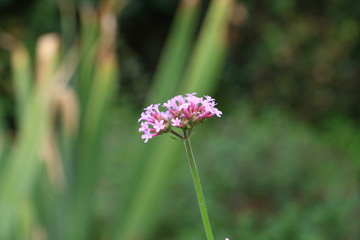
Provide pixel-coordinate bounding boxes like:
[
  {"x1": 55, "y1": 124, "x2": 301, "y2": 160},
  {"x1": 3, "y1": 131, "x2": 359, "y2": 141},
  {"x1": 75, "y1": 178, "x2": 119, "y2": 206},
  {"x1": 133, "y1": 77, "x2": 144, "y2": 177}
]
[
  {"x1": 171, "y1": 118, "x2": 182, "y2": 126},
  {"x1": 153, "y1": 120, "x2": 165, "y2": 132},
  {"x1": 139, "y1": 122, "x2": 149, "y2": 132},
  {"x1": 141, "y1": 131, "x2": 153, "y2": 143}
]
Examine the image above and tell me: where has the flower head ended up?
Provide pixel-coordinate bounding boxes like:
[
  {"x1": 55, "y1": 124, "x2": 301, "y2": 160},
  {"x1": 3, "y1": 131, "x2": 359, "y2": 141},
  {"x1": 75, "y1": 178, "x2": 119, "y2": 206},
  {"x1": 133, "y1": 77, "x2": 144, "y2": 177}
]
[{"x1": 138, "y1": 93, "x2": 222, "y2": 142}]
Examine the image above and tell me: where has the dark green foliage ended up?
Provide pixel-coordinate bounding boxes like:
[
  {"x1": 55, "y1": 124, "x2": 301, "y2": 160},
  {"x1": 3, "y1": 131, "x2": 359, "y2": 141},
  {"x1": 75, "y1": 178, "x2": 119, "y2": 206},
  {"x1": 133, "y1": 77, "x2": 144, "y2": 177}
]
[{"x1": 220, "y1": 0, "x2": 360, "y2": 121}]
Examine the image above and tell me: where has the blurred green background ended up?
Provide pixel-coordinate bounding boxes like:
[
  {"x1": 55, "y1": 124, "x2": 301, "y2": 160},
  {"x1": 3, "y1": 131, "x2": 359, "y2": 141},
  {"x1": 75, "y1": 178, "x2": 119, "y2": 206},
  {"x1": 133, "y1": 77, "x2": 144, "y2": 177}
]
[{"x1": 0, "y1": 0, "x2": 360, "y2": 239}]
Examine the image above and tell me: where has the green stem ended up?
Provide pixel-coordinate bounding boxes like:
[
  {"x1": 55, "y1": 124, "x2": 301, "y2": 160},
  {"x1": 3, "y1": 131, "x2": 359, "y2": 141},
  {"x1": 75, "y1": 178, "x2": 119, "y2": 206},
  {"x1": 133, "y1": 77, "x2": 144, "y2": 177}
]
[
  {"x1": 170, "y1": 130, "x2": 184, "y2": 140},
  {"x1": 183, "y1": 137, "x2": 214, "y2": 240}
]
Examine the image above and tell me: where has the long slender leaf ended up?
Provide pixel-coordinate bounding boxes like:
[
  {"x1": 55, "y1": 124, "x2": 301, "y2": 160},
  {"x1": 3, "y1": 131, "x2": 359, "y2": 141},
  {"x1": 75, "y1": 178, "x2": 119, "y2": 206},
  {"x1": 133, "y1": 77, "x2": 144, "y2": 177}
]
[
  {"x1": 11, "y1": 44, "x2": 32, "y2": 121},
  {"x1": 67, "y1": 4, "x2": 119, "y2": 239},
  {"x1": 0, "y1": 34, "x2": 60, "y2": 239},
  {"x1": 116, "y1": 0, "x2": 232, "y2": 239},
  {"x1": 180, "y1": 0, "x2": 232, "y2": 94},
  {"x1": 147, "y1": 0, "x2": 201, "y2": 103}
]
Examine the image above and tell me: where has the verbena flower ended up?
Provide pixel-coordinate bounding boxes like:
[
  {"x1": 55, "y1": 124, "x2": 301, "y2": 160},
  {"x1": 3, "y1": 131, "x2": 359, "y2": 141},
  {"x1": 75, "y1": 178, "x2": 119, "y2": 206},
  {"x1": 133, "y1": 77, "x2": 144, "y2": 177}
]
[{"x1": 138, "y1": 93, "x2": 222, "y2": 143}]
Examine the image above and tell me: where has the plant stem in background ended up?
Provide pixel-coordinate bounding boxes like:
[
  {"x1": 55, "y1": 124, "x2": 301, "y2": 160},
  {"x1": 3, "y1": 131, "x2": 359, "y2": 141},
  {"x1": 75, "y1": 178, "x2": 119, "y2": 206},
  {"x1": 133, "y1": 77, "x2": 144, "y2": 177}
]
[{"x1": 183, "y1": 137, "x2": 214, "y2": 240}]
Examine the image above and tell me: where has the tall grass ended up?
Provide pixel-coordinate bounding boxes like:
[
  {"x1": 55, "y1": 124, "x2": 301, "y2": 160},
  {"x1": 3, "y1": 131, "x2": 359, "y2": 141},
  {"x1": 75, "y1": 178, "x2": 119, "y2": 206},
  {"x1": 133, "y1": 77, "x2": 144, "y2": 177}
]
[
  {"x1": 114, "y1": 0, "x2": 233, "y2": 239},
  {"x1": 0, "y1": 0, "x2": 233, "y2": 239}
]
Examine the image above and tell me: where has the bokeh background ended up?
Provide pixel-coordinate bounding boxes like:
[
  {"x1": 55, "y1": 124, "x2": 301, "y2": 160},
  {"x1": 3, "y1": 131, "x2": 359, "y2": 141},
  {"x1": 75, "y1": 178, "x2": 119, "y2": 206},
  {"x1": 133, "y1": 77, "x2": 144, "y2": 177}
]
[{"x1": 0, "y1": 0, "x2": 360, "y2": 239}]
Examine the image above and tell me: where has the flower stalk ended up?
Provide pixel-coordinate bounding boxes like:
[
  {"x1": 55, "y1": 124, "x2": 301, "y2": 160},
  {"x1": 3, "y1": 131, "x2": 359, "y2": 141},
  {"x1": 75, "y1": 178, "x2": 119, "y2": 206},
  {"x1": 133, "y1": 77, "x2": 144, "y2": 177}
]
[{"x1": 183, "y1": 137, "x2": 214, "y2": 240}]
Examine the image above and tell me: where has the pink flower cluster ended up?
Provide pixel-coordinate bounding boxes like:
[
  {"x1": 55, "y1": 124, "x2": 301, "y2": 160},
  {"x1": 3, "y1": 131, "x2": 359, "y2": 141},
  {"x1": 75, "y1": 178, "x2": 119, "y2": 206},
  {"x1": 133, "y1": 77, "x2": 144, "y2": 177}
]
[{"x1": 138, "y1": 93, "x2": 222, "y2": 143}]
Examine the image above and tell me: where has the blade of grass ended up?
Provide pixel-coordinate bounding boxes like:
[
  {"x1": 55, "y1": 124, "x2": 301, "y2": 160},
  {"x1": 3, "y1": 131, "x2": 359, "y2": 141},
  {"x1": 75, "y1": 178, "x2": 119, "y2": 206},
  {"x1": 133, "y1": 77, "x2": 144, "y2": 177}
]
[
  {"x1": 11, "y1": 43, "x2": 32, "y2": 121},
  {"x1": 0, "y1": 101, "x2": 5, "y2": 165},
  {"x1": 114, "y1": 0, "x2": 200, "y2": 234},
  {"x1": 67, "y1": 3, "x2": 119, "y2": 238},
  {"x1": 34, "y1": 48, "x2": 80, "y2": 240},
  {"x1": 0, "y1": 86, "x2": 52, "y2": 239},
  {"x1": 116, "y1": 0, "x2": 232, "y2": 239},
  {"x1": 56, "y1": 0, "x2": 76, "y2": 51},
  {"x1": 114, "y1": 1, "x2": 201, "y2": 239},
  {"x1": 76, "y1": 5, "x2": 99, "y2": 108},
  {"x1": 69, "y1": 53, "x2": 118, "y2": 240},
  {"x1": 0, "y1": 34, "x2": 60, "y2": 239},
  {"x1": 146, "y1": 0, "x2": 201, "y2": 103},
  {"x1": 180, "y1": 0, "x2": 232, "y2": 94},
  {"x1": 17, "y1": 198, "x2": 37, "y2": 240}
]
